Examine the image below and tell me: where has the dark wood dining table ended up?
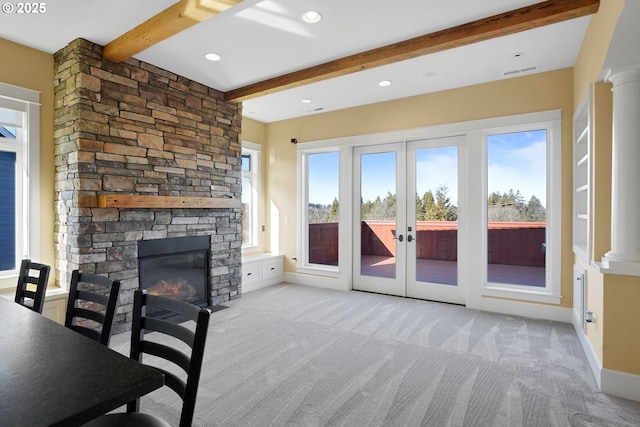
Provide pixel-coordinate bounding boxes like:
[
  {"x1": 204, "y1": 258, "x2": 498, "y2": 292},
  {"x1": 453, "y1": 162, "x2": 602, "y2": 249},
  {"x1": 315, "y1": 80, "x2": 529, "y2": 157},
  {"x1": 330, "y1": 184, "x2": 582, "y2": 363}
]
[{"x1": 0, "y1": 296, "x2": 164, "y2": 426}]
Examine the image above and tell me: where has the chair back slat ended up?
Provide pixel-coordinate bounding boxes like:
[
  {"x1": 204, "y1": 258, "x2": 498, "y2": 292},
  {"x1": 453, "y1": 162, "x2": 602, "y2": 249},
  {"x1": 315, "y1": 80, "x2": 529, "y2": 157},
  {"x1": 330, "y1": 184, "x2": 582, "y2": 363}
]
[
  {"x1": 14, "y1": 259, "x2": 51, "y2": 314},
  {"x1": 140, "y1": 340, "x2": 192, "y2": 373},
  {"x1": 69, "y1": 325, "x2": 102, "y2": 343},
  {"x1": 76, "y1": 289, "x2": 110, "y2": 306},
  {"x1": 73, "y1": 307, "x2": 106, "y2": 325},
  {"x1": 65, "y1": 270, "x2": 121, "y2": 346},
  {"x1": 143, "y1": 317, "x2": 196, "y2": 347},
  {"x1": 128, "y1": 289, "x2": 210, "y2": 427}
]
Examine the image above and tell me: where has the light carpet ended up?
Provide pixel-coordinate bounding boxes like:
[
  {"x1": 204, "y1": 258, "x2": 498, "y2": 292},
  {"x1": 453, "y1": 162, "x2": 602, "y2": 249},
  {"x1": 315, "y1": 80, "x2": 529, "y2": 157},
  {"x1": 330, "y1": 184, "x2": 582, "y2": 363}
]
[{"x1": 110, "y1": 284, "x2": 640, "y2": 426}]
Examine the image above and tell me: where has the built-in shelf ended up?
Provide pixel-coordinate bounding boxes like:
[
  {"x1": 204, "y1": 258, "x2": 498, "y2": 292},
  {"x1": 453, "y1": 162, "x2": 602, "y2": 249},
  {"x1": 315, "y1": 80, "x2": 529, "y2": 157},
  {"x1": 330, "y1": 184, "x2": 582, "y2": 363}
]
[
  {"x1": 97, "y1": 194, "x2": 241, "y2": 209},
  {"x1": 573, "y1": 90, "x2": 591, "y2": 261}
]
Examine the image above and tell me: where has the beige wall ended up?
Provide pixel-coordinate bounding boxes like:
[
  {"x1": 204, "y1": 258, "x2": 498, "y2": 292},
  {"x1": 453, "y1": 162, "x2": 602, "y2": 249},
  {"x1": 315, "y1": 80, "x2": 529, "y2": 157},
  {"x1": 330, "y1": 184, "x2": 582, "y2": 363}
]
[
  {"x1": 264, "y1": 67, "x2": 575, "y2": 307},
  {"x1": 0, "y1": 38, "x2": 55, "y2": 290},
  {"x1": 604, "y1": 275, "x2": 640, "y2": 374},
  {"x1": 572, "y1": 0, "x2": 640, "y2": 376},
  {"x1": 573, "y1": 0, "x2": 625, "y2": 111},
  {"x1": 241, "y1": 117, "x2": 269, "y2": 253}
]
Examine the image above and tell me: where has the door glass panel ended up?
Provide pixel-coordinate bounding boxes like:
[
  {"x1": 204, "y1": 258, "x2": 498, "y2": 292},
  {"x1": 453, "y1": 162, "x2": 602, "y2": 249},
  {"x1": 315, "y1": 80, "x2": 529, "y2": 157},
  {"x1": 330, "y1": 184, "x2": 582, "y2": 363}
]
[
  {"x1": 307, "y1": 152, "x2": 339, "y2": 266},
  {"x1": 415, "y1": 146, "x2": 458, "y2": 285},
  {"x1": 360, "y1": 152, "x2": 396, "y2": 278},
  {"x1": 487, "y1": 130, "x2": 546, "y2": 286}
]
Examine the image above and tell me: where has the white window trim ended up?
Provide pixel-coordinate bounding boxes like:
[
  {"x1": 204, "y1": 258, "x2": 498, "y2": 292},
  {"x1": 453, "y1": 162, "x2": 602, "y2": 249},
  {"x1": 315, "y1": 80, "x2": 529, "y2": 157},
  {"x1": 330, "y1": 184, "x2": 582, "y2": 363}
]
[
  {"x1": 297, "y1": 147, "x2": 342, "y2": 277},
  {"x1": 480, "y1": 117, "x2": 562, "y2": 305},
  {"x1": 241, "y1": 141, "x2": 261, "y2": 253},
  {"x1": 296, "y1": 110, "x2": 562, "y2": 306},
  {"x1": 0, "y1": 82, "x2": 40, "y2": 282}
]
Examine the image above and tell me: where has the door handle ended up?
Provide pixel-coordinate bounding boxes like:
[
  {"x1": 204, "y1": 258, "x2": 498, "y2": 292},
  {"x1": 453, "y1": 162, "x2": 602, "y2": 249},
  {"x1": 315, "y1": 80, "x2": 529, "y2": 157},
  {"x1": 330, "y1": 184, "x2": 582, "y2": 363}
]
[
  {"x1": 394, "y1": 234, "x2": 404, "y2": 242},
  {"x1": 407, "y1": 234, "x2": 414, "y2": 243}
]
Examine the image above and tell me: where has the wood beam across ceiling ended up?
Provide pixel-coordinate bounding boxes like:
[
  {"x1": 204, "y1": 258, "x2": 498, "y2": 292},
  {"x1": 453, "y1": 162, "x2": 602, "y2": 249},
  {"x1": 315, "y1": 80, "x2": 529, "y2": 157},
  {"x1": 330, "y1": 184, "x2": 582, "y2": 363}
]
[
  {"x1": 103, "y1": 0, "x2": 242, "y2": 63},
  {"x1": 225, "y1": 0, "x2": 599, "y2": 103}
]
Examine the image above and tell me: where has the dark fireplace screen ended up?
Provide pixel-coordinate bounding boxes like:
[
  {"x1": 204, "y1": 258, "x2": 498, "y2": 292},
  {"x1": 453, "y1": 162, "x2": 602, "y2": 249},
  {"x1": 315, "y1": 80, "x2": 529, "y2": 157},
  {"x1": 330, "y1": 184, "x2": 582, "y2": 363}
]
[{"x1": 138, "y1": 236, "x2": 210, "y2": 313}]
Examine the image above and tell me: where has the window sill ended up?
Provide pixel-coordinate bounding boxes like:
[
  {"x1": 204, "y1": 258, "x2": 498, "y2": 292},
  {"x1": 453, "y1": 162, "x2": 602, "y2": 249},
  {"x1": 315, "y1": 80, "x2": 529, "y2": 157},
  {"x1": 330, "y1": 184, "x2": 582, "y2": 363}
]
[
  {"x1": 296, "y1": 265, "x2": 340, "y2": 278},
  {"x1": 482, "y1": 284, "x2": 561, "y2": 305},
  {"x1": 0, "y1": 286, "x2": 68, "y2": 301}
]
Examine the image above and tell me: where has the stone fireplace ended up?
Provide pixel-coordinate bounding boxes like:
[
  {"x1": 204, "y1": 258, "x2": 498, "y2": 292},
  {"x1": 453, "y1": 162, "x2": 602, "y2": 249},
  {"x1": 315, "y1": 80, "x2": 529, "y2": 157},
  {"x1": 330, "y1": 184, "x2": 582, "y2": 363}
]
[{"x1": 53, "y1": 39, "x2": 243, "y2": 332}]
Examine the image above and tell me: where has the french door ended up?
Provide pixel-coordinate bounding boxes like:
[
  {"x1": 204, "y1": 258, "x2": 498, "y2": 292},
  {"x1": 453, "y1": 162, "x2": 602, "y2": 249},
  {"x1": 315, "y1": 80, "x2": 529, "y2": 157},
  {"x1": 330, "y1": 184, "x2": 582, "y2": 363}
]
[{"x1": 352, "y1": 136, "x2": 465, "y2": 304}]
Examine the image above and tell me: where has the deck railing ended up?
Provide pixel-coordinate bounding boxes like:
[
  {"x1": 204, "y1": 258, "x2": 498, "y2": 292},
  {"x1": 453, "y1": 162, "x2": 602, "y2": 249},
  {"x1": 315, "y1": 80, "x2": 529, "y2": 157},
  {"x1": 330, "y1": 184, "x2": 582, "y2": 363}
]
[{"x1": 309, "y1": 221, "x2": 546, "y2": 267}]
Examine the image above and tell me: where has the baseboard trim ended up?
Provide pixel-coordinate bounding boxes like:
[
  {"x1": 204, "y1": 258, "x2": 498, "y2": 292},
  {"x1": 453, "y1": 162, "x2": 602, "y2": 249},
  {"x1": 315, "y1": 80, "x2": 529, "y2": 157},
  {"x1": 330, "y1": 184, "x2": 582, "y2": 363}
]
[
  {"x1": 572, "y1": 312, "x2": 602, "y2": 389},
  {"x1": 480, "y1": 296, "x2": 573, "y2": 323},
  {"x1": 284, "y1": 272, "x2": 349, "y2": 291},
  {"x1": 602, "y1": 368, "x2": 640, "y2": 402},
  {"x1": 571, "y1": 313, "x2": 640, "y2": 402}
]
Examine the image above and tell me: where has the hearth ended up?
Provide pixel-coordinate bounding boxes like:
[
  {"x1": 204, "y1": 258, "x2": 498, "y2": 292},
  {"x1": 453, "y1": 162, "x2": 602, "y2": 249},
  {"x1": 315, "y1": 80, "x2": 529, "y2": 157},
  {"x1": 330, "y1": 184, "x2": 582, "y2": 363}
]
[{"x1": 138, "y1": 236, "x2": 211, "y2": 313}]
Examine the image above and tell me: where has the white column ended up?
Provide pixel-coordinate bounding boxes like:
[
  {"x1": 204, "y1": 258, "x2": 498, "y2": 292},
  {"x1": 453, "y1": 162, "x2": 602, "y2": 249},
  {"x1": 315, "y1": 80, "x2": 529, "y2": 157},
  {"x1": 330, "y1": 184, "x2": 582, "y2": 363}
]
[{"x1": 602, "y1": 66, "x2": 640, "y2": 273}]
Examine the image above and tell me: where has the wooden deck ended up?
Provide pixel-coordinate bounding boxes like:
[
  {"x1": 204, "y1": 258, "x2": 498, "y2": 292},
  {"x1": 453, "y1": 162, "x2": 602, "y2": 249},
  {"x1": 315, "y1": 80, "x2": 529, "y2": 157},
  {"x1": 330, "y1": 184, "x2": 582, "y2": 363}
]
[{"x1": 360, "y1": 255, "x2": 545, "y2": 287}]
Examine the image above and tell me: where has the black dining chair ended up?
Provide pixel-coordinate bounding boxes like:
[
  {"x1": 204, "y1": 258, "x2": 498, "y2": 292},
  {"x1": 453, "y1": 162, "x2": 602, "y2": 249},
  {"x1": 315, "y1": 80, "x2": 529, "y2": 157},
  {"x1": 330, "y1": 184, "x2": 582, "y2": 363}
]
[
  {"x1": 14, "y1": 258, "x2": 51, "y2": 314},
  {"x1": 87, "y1": 289, "x2": 210, "y2": 427},
  {"x1": 64, "y1": 270, "x2": 121, "y2": 346}
]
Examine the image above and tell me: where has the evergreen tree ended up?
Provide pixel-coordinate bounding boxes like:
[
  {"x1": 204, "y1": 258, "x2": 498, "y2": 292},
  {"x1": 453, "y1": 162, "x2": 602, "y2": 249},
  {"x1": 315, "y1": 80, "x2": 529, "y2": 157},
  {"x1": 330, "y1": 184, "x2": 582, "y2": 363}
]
[
  {"x1": 487, "y1": 189, "x2": 545, "y2": 222},
  {"x1": 422, "y1": 190, "x2": 437, "y2": 220},
  {"x1": 524, "y1": 195, "x2": 546, "y2": 222},
  {"x1": 328, "y1": 197, "x2": 339, "y2": 222}
]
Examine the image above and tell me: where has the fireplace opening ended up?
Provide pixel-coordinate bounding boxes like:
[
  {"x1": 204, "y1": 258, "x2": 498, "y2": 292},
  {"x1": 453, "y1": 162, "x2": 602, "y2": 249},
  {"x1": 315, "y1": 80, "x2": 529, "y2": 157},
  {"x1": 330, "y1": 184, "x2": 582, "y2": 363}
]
[{"x1": 138, "y1": 236, "x2": 211, "y2": 317}]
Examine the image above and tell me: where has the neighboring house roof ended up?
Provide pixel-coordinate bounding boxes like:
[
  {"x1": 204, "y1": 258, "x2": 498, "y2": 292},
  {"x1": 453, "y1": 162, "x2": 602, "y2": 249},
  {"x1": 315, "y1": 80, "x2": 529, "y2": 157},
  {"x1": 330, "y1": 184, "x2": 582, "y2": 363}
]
[{"x1": 0, "y1": 126, "x2": 16, "y2": 138}]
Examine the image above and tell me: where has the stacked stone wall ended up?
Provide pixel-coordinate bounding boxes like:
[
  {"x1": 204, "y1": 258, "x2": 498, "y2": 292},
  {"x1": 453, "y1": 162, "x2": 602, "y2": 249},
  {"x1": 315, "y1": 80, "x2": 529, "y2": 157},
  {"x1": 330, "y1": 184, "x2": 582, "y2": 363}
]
[{"x1": 53, "y1": 39, "x2": 242, "y2": 331}]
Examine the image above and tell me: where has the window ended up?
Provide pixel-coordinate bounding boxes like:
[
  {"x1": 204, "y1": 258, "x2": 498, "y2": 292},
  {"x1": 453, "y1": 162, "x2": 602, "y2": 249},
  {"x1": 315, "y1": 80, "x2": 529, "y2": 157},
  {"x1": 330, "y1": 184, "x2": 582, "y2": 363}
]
[
  {"x1": 483, "y1": 116, "x2": 561, "y2": 303},
  {"x1": 241, "y1": 142, "x2": 261, "y2": 250},
  {"x1": 487, "y1": 130, "x2": 547, "y2": 287},
  {"x1": 0, "y1": 138, "x2": 17, "y2": 271},
  {"x1": 301, "y1": 150, "x2": 340, "y2": 269},
  {"x1": 0, "y1": 82, "x2": 40, "y2": 281}
]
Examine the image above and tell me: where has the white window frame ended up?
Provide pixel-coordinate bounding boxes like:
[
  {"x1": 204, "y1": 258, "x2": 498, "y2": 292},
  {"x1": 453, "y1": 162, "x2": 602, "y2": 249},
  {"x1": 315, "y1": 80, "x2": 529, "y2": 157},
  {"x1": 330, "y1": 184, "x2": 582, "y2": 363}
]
[
  {"x1": 297, "y1": 147, "x2": 342, "y2": 276},
  {"x1": 296, "y1": 110, "x2": 561, "y2": 306},
  {"x1": 480, "y1": 117, "x2": 562, "y2": 304},
  {"x1": 241, "y1": 141, "x2": 261, "y2": 252},
  {"x1": 0, "y1": 82, "x2": 40, "y2": 283}
]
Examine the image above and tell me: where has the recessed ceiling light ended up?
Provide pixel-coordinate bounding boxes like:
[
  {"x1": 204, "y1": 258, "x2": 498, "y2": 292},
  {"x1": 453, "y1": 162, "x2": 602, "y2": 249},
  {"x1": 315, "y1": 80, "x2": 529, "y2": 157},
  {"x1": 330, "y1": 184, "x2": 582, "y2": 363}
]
[
  {"x1": 422, "y1": 71, "x2": 436, "y2": 78},
  {"x1": 302, "y1": 10, "x2": 322, "y2": 23},
  {"x1": 378, "y1": 80, "x2": 392, "y2": 87},
  {"x1": 204, "y1": 53, "x2": 221, "y2": 61},
  {"x1": 513, "y1": 52, "x2": 525, "y2": 59},
  {"x1": 301, "y1": 99, "x2": 312, "y2": 104}
]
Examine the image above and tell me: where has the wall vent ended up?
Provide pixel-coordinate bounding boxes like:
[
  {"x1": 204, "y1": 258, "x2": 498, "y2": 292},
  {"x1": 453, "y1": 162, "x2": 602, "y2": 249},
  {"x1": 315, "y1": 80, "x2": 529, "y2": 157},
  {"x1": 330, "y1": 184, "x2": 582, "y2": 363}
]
[{"x1": 503, "y1": 65, "x2": 538, "y2": 76}]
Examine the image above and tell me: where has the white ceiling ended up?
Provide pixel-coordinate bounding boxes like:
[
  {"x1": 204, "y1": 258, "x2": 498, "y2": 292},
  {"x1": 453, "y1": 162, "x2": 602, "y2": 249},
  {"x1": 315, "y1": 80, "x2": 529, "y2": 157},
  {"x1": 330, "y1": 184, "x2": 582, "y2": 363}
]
[{"x1": 0, "y1": 0, "x2": 593, "y2": 123}]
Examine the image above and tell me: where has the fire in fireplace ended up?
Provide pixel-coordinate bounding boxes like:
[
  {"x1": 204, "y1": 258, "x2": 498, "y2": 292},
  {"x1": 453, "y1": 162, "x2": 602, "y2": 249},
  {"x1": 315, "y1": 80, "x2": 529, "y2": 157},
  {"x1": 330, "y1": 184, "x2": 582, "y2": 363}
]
[{"x1": 138, "y1": 236, "x2": 211, "y2": 313}]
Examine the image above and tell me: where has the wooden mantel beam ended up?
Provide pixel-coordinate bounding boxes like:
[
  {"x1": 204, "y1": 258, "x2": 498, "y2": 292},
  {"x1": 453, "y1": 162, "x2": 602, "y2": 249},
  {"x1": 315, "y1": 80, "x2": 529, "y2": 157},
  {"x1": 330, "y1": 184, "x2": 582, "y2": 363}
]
[
  {"x1": 224, "y1": 0, "x2": 599, "y2": 102},
  {"x1": 97, "y1": 194, "x2": 241, "y2": 209},
  {"x1": 103, "y1": 0, "x2": 242, "y2": 63}
]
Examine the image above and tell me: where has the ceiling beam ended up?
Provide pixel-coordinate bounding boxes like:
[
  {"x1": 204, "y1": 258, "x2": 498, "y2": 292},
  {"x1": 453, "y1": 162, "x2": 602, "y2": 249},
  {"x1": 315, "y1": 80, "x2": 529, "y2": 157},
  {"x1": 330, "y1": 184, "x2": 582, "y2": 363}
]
[
  {"x1": 225, "y1": 0, "x2": 599, "y2": 103},
  {"x1": 103, "y1": 0, "x2": 242, "y2": 63}
]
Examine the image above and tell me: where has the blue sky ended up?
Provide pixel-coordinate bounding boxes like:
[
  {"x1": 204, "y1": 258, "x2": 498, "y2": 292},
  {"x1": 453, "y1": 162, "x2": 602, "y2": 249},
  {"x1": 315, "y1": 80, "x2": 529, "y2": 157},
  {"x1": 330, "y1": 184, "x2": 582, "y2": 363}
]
[
  {"x1": 307, "y1": 130, "x2": 546, "y2": 207},
  {"x1": 308, "y1": 152, "x2": 339, "y2": 205},
  {"x1": 487, "y1": 130, "x2": 547, "y2": 207}
]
